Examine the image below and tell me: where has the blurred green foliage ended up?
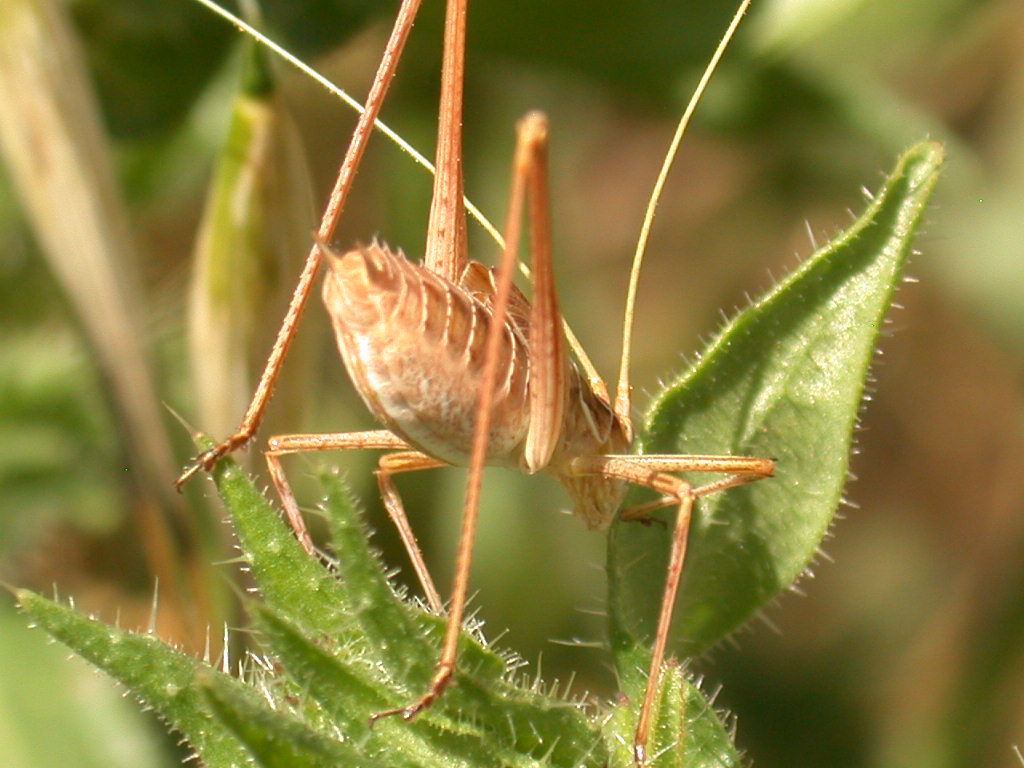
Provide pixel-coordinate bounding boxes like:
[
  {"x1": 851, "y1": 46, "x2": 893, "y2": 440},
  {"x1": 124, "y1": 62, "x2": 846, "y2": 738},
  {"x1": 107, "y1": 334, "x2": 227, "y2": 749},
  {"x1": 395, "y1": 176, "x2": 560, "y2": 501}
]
[{"x1": 1, "y1": 0, "x2": 1022, "y2": 766}]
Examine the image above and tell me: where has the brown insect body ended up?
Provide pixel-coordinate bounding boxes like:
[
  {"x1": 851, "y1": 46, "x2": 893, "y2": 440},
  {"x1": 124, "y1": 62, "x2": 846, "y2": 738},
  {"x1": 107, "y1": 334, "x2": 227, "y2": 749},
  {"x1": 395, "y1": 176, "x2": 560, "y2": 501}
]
[
  {"x1": 180, "y1": 1, "x2": 771, "y2": 760},
  {"x1": 322, "y1": 241, "x2": 629, "y2": 531}
]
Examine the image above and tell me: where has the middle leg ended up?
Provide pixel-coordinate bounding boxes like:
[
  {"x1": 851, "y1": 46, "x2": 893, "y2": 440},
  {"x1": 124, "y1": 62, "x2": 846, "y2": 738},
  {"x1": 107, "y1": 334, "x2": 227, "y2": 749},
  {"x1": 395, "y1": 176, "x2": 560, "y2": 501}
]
[{"x1": 265, "y1": 429, "x2": 447, "y2": 608}]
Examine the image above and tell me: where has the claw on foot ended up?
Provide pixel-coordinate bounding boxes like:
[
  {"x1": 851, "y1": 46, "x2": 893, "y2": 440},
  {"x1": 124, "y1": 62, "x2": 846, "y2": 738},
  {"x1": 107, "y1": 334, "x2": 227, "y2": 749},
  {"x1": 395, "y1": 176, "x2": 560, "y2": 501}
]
[
  {"x1": 174, "y1": 436, "x2": 250, "y2": 490},
  {"x1": 633, "y1": 741, "x2": 647, "y2": 767},
  {"x1": 368, "y1": 663, "x2": 454, "y2": 728}
]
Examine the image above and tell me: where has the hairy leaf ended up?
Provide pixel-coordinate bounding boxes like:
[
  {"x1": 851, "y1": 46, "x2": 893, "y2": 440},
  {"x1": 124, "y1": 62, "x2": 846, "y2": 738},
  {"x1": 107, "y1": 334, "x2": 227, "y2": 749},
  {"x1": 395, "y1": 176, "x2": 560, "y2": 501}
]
[{"x1": 608, "y1": 141, "x2": 945, "y2": 659}]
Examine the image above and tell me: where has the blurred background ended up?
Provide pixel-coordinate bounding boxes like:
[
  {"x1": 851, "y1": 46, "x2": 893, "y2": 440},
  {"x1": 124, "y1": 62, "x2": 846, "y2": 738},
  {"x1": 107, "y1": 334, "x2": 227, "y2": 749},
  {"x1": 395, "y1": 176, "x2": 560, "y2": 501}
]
[{"x1": 1, "y1": 0, "x2": 1022, "y2": 765}]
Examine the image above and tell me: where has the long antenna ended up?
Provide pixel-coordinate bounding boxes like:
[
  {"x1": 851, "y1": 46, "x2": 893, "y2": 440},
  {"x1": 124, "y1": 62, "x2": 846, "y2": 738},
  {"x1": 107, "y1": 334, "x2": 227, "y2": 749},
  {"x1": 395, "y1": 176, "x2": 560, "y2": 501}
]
[
  {"x1": 190, "y1": 0, "x2": 504, "y2": 247},
  {"x1": 614, "y1": 0, "x2": 753, "y2": 429}
]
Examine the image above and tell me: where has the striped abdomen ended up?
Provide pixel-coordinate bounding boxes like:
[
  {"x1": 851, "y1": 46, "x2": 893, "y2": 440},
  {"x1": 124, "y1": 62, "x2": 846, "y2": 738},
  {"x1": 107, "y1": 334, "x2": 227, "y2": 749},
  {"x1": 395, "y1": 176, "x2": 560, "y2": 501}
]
[
  {"x1": 322, "y1": 241, "x2": 631, "y2": 529},
  {"x1": 322, "y1": 242, "x2": 532, "y2": 469}
]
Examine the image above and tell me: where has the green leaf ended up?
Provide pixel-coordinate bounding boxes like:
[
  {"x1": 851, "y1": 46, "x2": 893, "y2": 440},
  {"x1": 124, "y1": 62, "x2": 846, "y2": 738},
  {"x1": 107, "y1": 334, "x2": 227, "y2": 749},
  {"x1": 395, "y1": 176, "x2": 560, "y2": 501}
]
[
  {"x1": 201, "y1": 671, "x2": 369, "y2": 768},
  {"x1": 251, "y1": 605, "x2": 512, "y2": 768},
  {"x1": 210, "y1": 453, "x2": 610, "y2": 767},
  {"x1": 315, "y1": 468, "x2": 448, "y2": 690},
  {"x1": 314, "y1": 469, "x2": 610, "y2": 767},
  {"x1": 15, "y1": 589, "x2": 252, "y2": 768},
  {"x1": 604, "y1": 647, "x2": 742, "y2": 768},
  {"x1": 608, "y1": 140, "x2": 945, "y2": 659},
  {"x1": 0, "y1": 601, "x2": 168, "y2": 768},
  {"x1": 208, "y1": 440, "x2": 362, "y2": 641}
]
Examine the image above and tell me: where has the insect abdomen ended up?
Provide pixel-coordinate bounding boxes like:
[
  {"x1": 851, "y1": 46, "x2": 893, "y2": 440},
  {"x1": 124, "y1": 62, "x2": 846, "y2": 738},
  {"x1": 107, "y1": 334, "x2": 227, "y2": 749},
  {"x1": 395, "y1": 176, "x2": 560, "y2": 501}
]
[{"x1": 321, "y1": 242, "x2": 531, "y2": 468}]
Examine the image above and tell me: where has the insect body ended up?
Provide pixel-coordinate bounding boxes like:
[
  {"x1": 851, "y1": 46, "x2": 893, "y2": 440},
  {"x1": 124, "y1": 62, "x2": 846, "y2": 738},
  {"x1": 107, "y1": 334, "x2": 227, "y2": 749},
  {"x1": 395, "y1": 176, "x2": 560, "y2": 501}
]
[
  {"x1": 321, "y1": 240, "x2": 630, "y2": 530},
  {"x1": 324, "y1": 243, "x2": 536, "y2": 471},
  {"x1": 181, "y1": 0, "x2": 773, "y2": 763},
  {"x1": 268, "y1": 111, "x2": 774, "y2": 764}
]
